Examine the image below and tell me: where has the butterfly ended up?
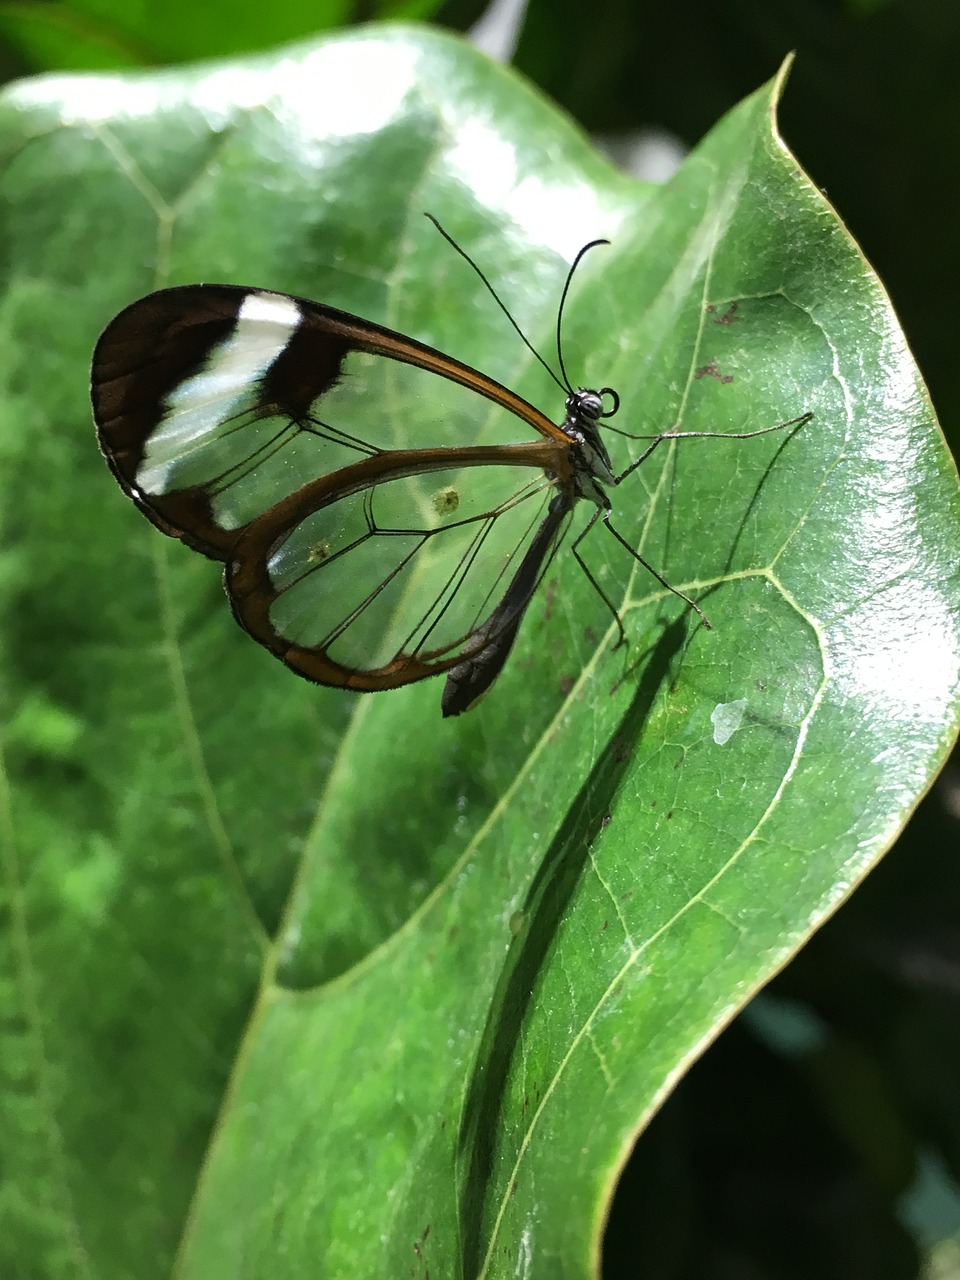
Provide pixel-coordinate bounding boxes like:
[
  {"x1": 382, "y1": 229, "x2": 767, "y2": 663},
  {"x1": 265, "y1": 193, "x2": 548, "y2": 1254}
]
[{"x1": 91, "y1": 221, "x2": 809, "y2": 716}]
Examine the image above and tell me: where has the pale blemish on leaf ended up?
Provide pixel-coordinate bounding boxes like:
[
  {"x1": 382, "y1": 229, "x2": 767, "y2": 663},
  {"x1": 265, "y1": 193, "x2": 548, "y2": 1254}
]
[{"x1": 711, "y1": 698, "x2": 748, "y2": 745}]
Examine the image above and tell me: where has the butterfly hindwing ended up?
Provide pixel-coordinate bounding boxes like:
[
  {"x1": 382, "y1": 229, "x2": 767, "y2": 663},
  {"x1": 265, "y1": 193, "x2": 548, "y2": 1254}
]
[{"x1": 230, "y1": 454, "x2": 569, "y2": 688}]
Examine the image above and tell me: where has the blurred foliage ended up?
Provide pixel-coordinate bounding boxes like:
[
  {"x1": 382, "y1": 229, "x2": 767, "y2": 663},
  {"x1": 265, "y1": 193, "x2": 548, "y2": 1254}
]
[
  {"x1": 0, "y1": 0, "x2": 454, "y2": 67},
  {"x1": 0, "y1": 1, "x2": 957, "y2": 1277}
]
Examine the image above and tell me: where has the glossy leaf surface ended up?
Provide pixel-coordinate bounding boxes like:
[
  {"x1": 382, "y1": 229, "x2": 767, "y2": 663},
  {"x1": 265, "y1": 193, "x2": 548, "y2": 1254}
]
[{"x1": 0, "y1": 26, "x2": 957, "y2": 1280}]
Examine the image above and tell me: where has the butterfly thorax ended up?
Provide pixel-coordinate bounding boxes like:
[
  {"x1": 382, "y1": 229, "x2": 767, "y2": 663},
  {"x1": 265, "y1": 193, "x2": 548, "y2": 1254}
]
[{"x1": 562, "y1": 388, "x2": 616, "y2": 507}]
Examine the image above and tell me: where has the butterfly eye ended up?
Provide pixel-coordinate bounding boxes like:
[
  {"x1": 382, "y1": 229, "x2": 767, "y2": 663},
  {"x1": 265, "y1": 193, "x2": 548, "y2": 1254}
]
[
  {"x1": 583, "y1": 391, "x2": 603, "y2": 419},
  {"x1": 570, "y1": 389, "x2": 604, "y2": 420}
]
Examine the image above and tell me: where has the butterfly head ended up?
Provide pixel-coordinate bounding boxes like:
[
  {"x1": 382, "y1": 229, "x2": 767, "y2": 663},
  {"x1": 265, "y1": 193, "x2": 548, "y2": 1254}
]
[
  {"x1": 563, "y1": 386, "x2": 620, "y2": 494},
  {"x1": 567, "y1": 386, "x2": 620, "y2": 423}
]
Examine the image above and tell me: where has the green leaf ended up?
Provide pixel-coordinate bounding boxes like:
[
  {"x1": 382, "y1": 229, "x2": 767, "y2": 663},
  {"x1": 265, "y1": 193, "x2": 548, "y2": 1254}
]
[
  {"x1": 0, "y1": 25, "x2": 957, "y2": 1280},
  {"x1": 0, "y1": 0, "x2": 446, "y2": 71}
]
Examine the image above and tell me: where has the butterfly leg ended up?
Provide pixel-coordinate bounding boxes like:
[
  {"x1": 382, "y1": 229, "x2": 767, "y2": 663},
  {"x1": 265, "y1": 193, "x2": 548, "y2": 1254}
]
[
  {"x1": 614, "y1": 412, "x2": 812, "y2": 485},
  {"x1": 600, "y1": 514, "x2": 712, "y2": 630},
  {"x1": 612, "y1": 433, "x2": 673, "y2": 485},
  {"x1": 570, "y1": 507, "x2": 629, "y2": 649}
]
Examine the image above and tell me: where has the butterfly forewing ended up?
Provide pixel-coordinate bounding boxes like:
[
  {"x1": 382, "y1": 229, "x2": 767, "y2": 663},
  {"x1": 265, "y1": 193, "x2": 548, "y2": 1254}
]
[{"x1": 92, "y1": 284, "x2": 573, "y2": 692}]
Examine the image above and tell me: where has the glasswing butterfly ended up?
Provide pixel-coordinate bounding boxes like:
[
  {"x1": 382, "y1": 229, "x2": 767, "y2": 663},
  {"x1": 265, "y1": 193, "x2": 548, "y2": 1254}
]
[{"x1": 91, "y1": 220, "x2": 809, "y2": 716}]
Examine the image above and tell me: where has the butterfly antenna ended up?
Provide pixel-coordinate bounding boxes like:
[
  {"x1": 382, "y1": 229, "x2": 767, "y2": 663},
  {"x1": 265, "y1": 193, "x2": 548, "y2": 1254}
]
[
  {"x1": 425, "y1": 213, "x2": 567, "y2": 395},
  {"x1": 555, "y1": 238, "x2": 609, "y2": 395}
]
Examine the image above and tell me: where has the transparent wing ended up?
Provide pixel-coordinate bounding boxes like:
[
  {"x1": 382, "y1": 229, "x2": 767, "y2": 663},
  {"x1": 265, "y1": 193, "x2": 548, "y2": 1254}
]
[
  {"x1": 229, "y1": 457, "x2": 571, "y2": 689},
  {"x1": 92, "y1": 284, "x2": 566, "y2": 557},
  {"x1": 91, "y1": 285, "x2": 576, "y2": 691}
]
